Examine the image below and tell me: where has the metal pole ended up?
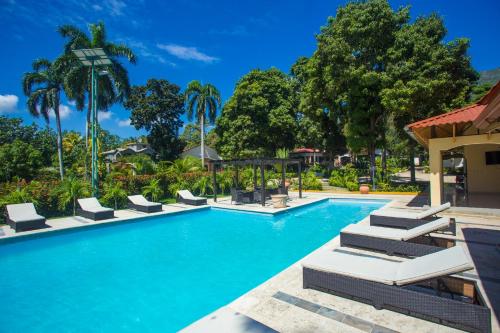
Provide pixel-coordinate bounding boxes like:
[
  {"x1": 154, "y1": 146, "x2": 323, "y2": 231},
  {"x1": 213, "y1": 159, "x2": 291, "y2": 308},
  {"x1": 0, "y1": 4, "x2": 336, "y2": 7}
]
[
  {"x1": 90, "y1": 61, "x2": 96, "y2": 196},
  {"x1": 298, "y1": 162, "x2": 302, "y2": 198},
  {"x1": 212, "y1": 163, "x2": 217, "y2": 202},
  {"x1": 94, "y1": 70, "x2": 99, "y2": 197},
  {"x1": 260, "y1": 162, "x2": 265, "y2": 207},
  {"x1": 281, "y1": 160, "x2": 286, "y2": 194},
  {"x1": 91, "y1": 62, "x2": 98, "y2": 197}
]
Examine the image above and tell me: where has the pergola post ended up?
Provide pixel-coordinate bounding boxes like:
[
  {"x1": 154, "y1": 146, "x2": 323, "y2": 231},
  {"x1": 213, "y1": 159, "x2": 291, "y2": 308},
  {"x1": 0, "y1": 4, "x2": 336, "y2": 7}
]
[
  {"x1": 212, "y1": 163, "x2": 217, "y2": 202},
  {"x1": 298, "y1": 161, "x2": 302, "y2": 198},
  {"x1": 281, "y1": 160, "x2": 286, "y2": 193},
  {"x1": 260, "y1": 161, "x2": 265, "y2": 206},
  {"x1": 253, "y1": 163, "x2": 258, "y2": 190},
  {"x1": 235, "y1": 166, "x2": 239, "y2": 189}
]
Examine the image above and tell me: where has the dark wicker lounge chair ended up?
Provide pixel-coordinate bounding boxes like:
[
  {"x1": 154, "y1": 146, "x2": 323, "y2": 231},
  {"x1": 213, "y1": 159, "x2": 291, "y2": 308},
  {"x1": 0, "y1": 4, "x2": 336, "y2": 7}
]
[
  {"x1": 127, "y1": 195, "x2": 162, "y2": 213},
  {"x1": 370, "y1": 202, "x2": 453, "y2": 233},
  {"x1": 340, "y1": 217, "x2": 455, "y2": 257},
  {"x1": 230, "y1": 188, "x2": 254, "y2": 204},
  {"x1": 77, "y1": 197, "x2": 114, "y2": 220},
  {"x1": 6, "y1": 203, "x2": 47, "y2": 232},
  {"x1": 303, "y1": 247, "x2": 491, "y2": 333},
  {"x1": 176, "y1": 190, "x2": 207, "y2": 206}
]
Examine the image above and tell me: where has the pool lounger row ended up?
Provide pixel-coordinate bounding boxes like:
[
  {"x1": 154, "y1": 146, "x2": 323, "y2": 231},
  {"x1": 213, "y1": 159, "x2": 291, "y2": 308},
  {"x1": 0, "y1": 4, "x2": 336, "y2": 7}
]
[
  {"x1": 370, "y1": 202, "x2": 455, "y2": 233},
  {"x1": 127, "y1": 195, "x2": 162, "y2": 213},
  {"x1": 176, "y1": 190, "x2": 207, "y2": 206},
  {"x1": 303, "y1": 246, "x2": 491, "y2": 333},
  {"x1": 340, "y1": 217, "x2": 455, "y2": 257},
  {"x1": 5, "y1": 203, "x2": 47, "y2": 232},
  {"x1": 77, "y1": 198, "x2": 115, "y2": 220}
]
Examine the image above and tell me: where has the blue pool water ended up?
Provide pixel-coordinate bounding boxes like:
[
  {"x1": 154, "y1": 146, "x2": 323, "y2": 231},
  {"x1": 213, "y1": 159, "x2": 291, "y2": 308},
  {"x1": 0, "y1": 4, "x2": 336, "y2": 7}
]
[{"x1": 0, "y1": 199, "x2": 386, "y2": 332}]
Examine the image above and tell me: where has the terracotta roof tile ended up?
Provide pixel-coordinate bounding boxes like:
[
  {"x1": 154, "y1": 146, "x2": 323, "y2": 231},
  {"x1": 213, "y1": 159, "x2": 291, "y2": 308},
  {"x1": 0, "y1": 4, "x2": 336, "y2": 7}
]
[{"x1": 407, "y1": 104, "x2": 486, "y2": 129}]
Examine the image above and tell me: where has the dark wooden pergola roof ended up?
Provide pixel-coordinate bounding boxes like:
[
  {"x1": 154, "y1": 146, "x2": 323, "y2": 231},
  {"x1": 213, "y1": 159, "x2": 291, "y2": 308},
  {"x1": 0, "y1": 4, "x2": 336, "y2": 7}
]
[{"x1": 208, "y1": 158, "x2": 303, "y2": 206}]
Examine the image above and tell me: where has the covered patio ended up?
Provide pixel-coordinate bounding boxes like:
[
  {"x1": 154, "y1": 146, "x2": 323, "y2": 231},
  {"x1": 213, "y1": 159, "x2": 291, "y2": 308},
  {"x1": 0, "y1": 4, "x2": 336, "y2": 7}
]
[
  {"x1": 209, "y1": 158, "x2": 303, "y2": 207},
  {"x1": 406, "y1": 82, "x2": 500, "y2": 208}
]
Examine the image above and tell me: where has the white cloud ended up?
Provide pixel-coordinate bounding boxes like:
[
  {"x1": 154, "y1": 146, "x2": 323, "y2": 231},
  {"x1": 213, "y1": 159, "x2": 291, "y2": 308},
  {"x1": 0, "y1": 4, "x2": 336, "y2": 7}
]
[
  {"x1": 117, "y1": 118, "x2": 131, "y2": 127},
  {"x1": 92, "y1": 4, "x2": 103, "y2": 11},
  {"x1": 117, "y1": 38, "x2": 176, "y2": 67},
  {"x1": 157, "y1": 43, "x2": 219, "y2": 63},
  {"x1": 67, "y1": 100, "x2": 76, "y2": 106},
  {"x1": 49, "y1": 104, "x2": 72, "y2": 119},
  {"x1": 105, "y1": 0, "x2": 126, "y2": 16},
  {"x1": 0, "y1": 94, "x2": 18, "y2": 114},
  {"x1": 98, "y1": 111, "x2": 113, "y2": 121}
]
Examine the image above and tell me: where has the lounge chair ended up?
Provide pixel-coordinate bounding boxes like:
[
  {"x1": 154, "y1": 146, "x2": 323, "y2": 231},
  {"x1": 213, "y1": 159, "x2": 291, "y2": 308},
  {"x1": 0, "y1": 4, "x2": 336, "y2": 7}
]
[
  {"x1": 340, "y1": 217, "x2": 455, "y2": 257},
  {"x1": 303, "y1": 246, "x2": 491, "y2": 333},
  {"x1": 176, "y1": 190, "x2": 207, "y2": 206},
  {"x1": 77, "y1": 197, "x2": 114, "y2": 220},
  {"x1": 370, "y1": 202, "x2": 453, "y2": 232},
  {"x1": 6, "y1": 203, "x2": 47, "y2": 232},
  {"x1": 127, "y1": 195, "x2": 162, "y2": 213}
]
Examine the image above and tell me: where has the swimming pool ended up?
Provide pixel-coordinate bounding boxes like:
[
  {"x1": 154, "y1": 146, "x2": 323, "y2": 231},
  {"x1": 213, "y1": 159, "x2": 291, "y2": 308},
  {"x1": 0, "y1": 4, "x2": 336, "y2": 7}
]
[{"x1": 0, "y1": 198, "x2": 386, "y2": 332}]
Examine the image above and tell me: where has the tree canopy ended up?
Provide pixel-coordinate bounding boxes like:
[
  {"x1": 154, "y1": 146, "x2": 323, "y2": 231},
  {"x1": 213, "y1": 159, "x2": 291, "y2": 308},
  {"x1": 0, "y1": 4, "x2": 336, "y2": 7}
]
[
  {"x1": 126, "y1": 79, "x2": 185, "y2": 160},
  {"x1": 216, "y1": 68, "x2": 297, "y2": 158}
]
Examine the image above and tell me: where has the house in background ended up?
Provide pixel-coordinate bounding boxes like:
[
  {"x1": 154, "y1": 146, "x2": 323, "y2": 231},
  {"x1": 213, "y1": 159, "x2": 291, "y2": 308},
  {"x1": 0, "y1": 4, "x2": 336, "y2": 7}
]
[
  {"x1": 406, "y1": 81, "x2": 500, "y2": 208},
  {"x1": 180, "y1": 144, "x2": 222, "y2": 170},
  {"x1": 103, "y1": 142, "x2": 156, "y2": 163},
  {"x1": 289, "y1": 148, "x2": 324, "y2": 165}
]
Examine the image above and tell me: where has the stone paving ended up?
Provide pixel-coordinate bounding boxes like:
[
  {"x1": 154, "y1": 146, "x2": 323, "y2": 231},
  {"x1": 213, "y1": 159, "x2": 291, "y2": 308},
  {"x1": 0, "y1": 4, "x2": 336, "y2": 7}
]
[{"x1": 184, "y1": 193, "x2": 500, "y2": 333}]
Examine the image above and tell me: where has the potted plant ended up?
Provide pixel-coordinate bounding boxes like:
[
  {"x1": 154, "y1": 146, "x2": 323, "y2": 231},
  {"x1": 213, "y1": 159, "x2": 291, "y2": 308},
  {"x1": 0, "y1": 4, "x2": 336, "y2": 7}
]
[{"x1": 359, "y1": 184, "x2": 370, "y2": 194}]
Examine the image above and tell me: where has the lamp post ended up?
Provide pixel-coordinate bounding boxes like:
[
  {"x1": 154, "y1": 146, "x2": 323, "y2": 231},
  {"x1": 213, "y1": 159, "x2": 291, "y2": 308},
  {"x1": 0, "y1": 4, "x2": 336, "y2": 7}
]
[{"x1": 72, "y1": 48, "x2": 111, "y2": 197}]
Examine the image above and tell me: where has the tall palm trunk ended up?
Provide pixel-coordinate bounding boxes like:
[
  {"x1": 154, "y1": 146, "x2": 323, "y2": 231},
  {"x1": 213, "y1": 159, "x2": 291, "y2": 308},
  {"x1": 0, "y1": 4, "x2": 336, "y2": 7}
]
[
  {"x1": 54, "y1": 99, "x2": 64, "y2": 180},
  {"x1": 200, "y1": 102, "x2": 205, "y2": 169}
]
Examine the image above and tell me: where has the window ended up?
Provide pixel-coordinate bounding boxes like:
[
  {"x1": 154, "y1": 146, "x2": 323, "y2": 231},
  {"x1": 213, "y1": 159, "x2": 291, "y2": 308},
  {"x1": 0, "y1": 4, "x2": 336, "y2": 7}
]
[{"x1": 485, "y1": 151, "x2": 500, "y2": 165}]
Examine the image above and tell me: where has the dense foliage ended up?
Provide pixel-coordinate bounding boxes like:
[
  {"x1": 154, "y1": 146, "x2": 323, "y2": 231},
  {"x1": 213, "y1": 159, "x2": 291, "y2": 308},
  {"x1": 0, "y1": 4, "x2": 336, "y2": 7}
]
[
  {"x1": 216, "y1": 68, "x2": 298, "y2": 157},
  {"x1": 126, "y1": 79, "x2": 185, "y2": 160}
]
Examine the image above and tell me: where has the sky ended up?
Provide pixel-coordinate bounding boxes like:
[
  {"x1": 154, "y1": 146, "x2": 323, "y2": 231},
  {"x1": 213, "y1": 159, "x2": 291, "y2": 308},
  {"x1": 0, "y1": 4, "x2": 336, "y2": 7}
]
[{"x1": 0, "y1": 0, "x2": 499, "y2": 138}]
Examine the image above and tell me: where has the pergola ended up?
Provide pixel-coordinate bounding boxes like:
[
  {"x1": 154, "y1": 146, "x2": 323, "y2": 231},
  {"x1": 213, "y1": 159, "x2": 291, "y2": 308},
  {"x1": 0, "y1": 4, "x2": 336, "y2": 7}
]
[{"x1": 209, "y1": 158, "x2": 303, "y2": 206}]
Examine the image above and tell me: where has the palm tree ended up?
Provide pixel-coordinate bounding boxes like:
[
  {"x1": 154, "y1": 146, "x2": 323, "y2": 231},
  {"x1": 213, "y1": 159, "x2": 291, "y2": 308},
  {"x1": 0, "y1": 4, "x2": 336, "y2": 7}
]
[
  {"x1": 185, "y1": 81, "x2": 221, "y2": 169},
  {"x1": 193, "y1": 176, "x2": 213, "y2": 196},
  {"x1": 57, "y1": 177, "x2": 90, "y2": 215},
  {"x1": 102, "y1": 180, "x2": 127, "y2": 209},
  {"x1": 22, "y1": 58, "x2": 66, "y2": 180},
  {"x1": 57, "y1": 22, "x2": 136, "y2": 158},
  {"x1": 142, "y1": 178, "x2": 163, "y2": 202}
]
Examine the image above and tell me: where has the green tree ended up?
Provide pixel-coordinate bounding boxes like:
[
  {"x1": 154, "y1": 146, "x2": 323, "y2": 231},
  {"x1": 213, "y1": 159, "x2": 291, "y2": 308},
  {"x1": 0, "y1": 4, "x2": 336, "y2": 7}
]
[
  {"x1": 470, "y1": 83, "x2": 492, "y2": 103},
  {"x1": 301, "y1": 0, "x2": 409, "y2": 184},
  {"x1": 22, "y1": 58, "x2": 66, "y2": 180},
  {"x1": 142, "y1": 178, "x2": 163, "y2": 202},
  {"x1": 102, "y1": 180, "x2": 127, "y2": 209},
  {"x1": 0, "y1": 140, "x2": 43, "y2": 181},
  {"x1": 0, "y1": 117, "x2": 57, "y2": 167},
  {"x1": 58, "y1": 22, "x2": 136, "y2": 141},
  {"x1": 185, "y1": 81, "x2": 222, "y2": 168},
  {"x1": 179, "y1": 123, "x2": 202, "y2": 149},
  {"x1": 216, "y1": 171, "x2": 233, "y2": 195},
  {"x1": 57, "y1": 176, "x2": 90, "y2": 215},
  {"x1": 381, "y1": 14, "x2": 477, "y2": 181},
  {"x1": 216, "y1": 68, "x2": 297, "y2": 157},
  {"x1": 192, "y1": 176, "x2": 213, "y2": 196},
  {"x1": 125, "y1": 79, "x2": 185, "y2": 160}
]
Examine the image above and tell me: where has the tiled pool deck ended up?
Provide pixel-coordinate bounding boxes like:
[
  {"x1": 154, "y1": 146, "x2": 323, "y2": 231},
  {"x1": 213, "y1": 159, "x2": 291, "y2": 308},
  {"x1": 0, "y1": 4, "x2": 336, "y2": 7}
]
[
  {"x1": 185, "y1": 192, "x2": 500, "y2": 333},
  {"x1": 1, "y1": 192, "x2": 499, "y2": 332}
]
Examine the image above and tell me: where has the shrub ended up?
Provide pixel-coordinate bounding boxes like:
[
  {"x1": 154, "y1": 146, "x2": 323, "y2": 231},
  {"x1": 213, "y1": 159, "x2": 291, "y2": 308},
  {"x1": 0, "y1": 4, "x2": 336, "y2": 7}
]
[{"x1": 329, "y1": 164, "x2": 359, "y2": 190}]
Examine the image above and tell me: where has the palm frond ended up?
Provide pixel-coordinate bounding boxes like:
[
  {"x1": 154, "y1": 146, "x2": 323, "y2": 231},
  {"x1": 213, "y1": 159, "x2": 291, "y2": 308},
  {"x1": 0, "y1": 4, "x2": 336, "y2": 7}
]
[
  {"x1": 32, "y1": 58, "x2": 51, "y2": 71},
  {"x1": 106, "y1": 43, "x2": 137, "y2": 64}
]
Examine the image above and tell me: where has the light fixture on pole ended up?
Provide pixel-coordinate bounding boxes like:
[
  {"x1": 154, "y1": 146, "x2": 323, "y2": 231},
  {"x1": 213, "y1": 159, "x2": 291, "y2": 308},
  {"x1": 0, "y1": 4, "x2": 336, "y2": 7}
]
[{"x1": 72, "y1": 48, "x2": 112, "y2": 197}]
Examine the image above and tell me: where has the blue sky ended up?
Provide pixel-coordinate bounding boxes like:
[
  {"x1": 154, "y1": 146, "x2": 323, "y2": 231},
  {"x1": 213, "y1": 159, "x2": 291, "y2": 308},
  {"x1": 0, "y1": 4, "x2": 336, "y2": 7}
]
[{"x1": 0, "y1": 0, "x2": 499, "y2": 138}]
